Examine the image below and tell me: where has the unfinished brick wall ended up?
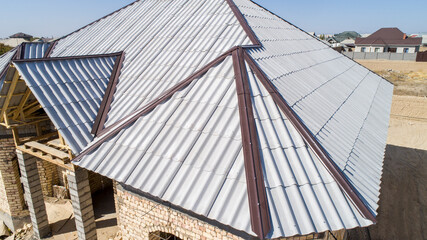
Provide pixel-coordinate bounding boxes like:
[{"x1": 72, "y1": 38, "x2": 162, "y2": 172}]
[
  {"x1": 0, "y1": 137, "x2": 27, "y2": 215},
  {"x1": 114, "y1": 183, "x2": 244, "y2": 240},
  {"x1": 88, "y1": 170, "x2": 112, "y2": 194},
  {"x1": 114, "y1": 182, "x2": 347, "y2": 240},
  {"x1": 36, "y1": 160, "x2": 59, "y2": 197},
  {"x1": 0, "y1": 137, "x2": 29, "y2": 230}
]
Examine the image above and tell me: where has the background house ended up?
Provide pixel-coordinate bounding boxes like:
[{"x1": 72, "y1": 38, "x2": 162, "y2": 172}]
[{"x1": 355, "y1": 28, "x2": 422, "y2": 53}]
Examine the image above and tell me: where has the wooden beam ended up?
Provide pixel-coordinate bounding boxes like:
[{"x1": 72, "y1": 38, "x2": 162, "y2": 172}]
[
  {"x1": 20, "y1": 131, "x2": 58, "y2": 143},
  {"x1": 13, "y1": 88, "x2": 32, "y2": 120},
  {"x1": 35, "y1": 122, "x2": 42, "y2": 136},
  {"x1": 23, "y1": 104, "x2": 42, "y2": 116},
  {"x1": 3, "y1": 112, "x2": 10, "y2": 128},
  {"x1": 11, "y1": 128, "x2": 20, "y2": 146},
  {"x1": 0, "y1": 92, "x2": 26, "y2": 98},
  {"x1": 1, "y1": 70, "x2": 20, "y2": 122},
  {"x1": 0, "y1": 117, "x2": 50, "y2": 128},
  {"x1": 16, "y1": 145, "x2": 74, "y2": 171},
  {"x1": 4, "y1": 79, "x2": 24, "y2": 84}
]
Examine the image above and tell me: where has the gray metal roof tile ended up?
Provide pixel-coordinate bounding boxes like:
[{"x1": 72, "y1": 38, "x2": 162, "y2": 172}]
[{"x1": 13, "y1": 55, "x2": 118, "y2": 153}]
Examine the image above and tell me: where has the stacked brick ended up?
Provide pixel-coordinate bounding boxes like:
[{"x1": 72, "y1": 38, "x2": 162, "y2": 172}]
[
  {"x1": 16, "y1": 151, "x2": 50, "y2": 238},
  {"x1": 0, "y1": 137, "x2": 28, "y2": 230},
  {"x1": 36, "y1": 160, "x2": 59, "y2": 197},
  {"x1": 67, "y1": 168, "x2": 97, "y2": 240}
]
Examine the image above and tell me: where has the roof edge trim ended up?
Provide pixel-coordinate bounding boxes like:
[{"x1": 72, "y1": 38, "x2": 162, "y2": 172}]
[
  {"x1": 243, "y1": 50, "x2": 377, "y2": 223},
  {"x1": 73, "y1": 46, "x2": 238, "y2": 161},
  {"x1": 225, "y1": 0, "x2": 261, "y2": 46},
  {"x1": 92, "y1": 51, "x2": 125, "y2": 135},
  {"x1": 232, "y1": 47, "x2": 271, "y2": 239},
  {"x1": 12, "y1": 52, "x2": 123, "y2": 63}
]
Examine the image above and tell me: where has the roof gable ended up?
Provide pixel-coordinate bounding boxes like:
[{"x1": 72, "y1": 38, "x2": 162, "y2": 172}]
[{"x1": 13, "y1": 53, "x2": 121, "y2": 153}]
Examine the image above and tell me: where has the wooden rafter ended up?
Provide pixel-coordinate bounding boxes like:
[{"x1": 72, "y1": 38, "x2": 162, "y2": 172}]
[
  {"x1": 0, "y1": 70, "x2": 20, "y2": 122},
  {"x1": 13, "y1": 88, "x2": 32, "y2": 120}
]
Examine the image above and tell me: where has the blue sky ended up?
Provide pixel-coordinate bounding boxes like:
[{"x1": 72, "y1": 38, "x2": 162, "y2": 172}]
[{"x1": 0, "y1": 0, "x2": 425, "y2": 39}]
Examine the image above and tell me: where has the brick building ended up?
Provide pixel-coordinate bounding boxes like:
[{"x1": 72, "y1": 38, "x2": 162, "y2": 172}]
[{"x1": 0, "y1": 0, "x2": 393, "y2": 239}]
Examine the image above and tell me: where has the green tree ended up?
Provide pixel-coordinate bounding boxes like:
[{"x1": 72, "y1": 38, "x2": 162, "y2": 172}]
[{"x1": 0, "y1": 43, "x2": 13, "y2": 56}]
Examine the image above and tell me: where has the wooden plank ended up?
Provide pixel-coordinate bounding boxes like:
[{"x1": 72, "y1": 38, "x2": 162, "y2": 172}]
[
  {"x1": 24, "y1": 141, "x2": 69, "y2": 160},
  {"x1": 16, "y1": 145, "x2": 74, "y2": 171},
  {"x1": 47, "y1": 138, "x2": 70, "y2": 150},
  {"x1": 0, "y1": 70, "x2": 20, "y2": 122}
]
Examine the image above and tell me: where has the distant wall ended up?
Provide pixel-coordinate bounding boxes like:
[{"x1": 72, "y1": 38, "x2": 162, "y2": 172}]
[{"x1": 344, "y1": 52, "x2": 417, "y2": 61}]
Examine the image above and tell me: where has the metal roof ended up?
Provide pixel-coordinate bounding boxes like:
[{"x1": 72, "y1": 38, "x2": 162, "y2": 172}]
[
  {"x1": 10, "y1": 0, "x2": 394, "y2": 239},
  {"x1": 22, "y1": 42, "x2": 51, "y2": 59},
  {"x1": 0, "y1": 48, "x2": 16, "y2": 74},
  {"x1": 78, "y1": 56, "x2": 255, "y2": 235},
  {"x1": 0, "y1": 43, "x2": 53, "y2": 117},
  {"x1": 13, "y1": 54, "x2": 119, "y2": 153},
  {"x1": 0, "y1": 48, "x2": 17, "y2": 85},
  {"x1": 50, "y1": 0, "x2": 252, "y2": 130},
  {"x1": 234, "y1": 0, "x2": 393, "y2": 218}
]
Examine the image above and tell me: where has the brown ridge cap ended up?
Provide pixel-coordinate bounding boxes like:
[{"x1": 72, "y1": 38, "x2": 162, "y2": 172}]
[
  {"x1": 92, "y1": 51, "x2": 125, "y2": 135},
  {"x1": 44, "y1": 40, "x2": 58, "y2": 58},
  {"x1": 13, "y1": 43, "x2": 25, "y2": 61},
  {"x1": 232, "y1": 47, "x2": 271, "y2": 239},
  {"x1": 12, "y1": 52, "x2": 123, "y2": 63},
  {"x1": 73, "y1": 46, "x2": 237, "y2": 161},
  {"x1": 243, "y1": 50, "x2": 377, "y2": 223},
  {"x1": 225, "y1": 0, "x2": 261, "y2": 46}
]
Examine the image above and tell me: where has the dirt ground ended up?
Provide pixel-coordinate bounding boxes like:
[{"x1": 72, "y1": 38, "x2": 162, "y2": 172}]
[
  {"x1": 45, "y1": 188, "x2": 118, "y2": 240},
  {"x1": 9, "y1": 188, "x2": 119, "y2": 240},
  {"x1": 356, "y1": 60, "x2": 427, "y2": 97},
  {"x1": 348, "y1": 95, "x2": 427, "y2": 240}
]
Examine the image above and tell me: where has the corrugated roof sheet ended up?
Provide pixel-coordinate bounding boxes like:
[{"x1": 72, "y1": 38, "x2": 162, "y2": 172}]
[
  {"x1": 13, "y1": 55, "x2": 118, "y2": 153},
  {"x1": 233, "y1": 0, "x2": 393, "y2": 217},
  {"x1": 77, "y1": 56, "x2": 255, "y2": 234},
  {"x1": 0, "y1": 48, "x2": 16, "y2": 74},
  {"x1": 12, "y1": 0, "x2": 393, "y2": 238},
  {"x1": 22, "y1": 42, "x2": 51, "y2": 59},
  {"x1": 0, "y1": 43, "x2": 52, "y2": 114},
  {"x1": 246, "y1": 63, "x2": 372, "y2": 238},
  {"x1": 50, "y1": 0, "x2": 251, "y2": 129}
]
